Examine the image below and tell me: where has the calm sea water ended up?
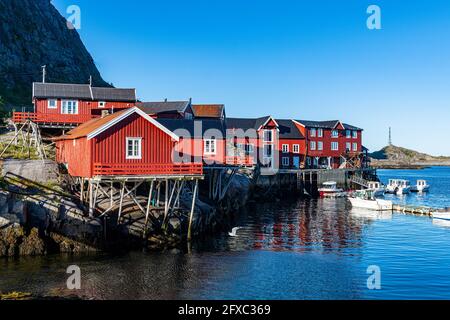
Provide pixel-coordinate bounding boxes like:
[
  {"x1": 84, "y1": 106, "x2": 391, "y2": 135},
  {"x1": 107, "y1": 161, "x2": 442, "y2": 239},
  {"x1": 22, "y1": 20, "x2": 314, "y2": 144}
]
[{"x1": 1, "y1": 167, "x2": 450, "y2": 300}]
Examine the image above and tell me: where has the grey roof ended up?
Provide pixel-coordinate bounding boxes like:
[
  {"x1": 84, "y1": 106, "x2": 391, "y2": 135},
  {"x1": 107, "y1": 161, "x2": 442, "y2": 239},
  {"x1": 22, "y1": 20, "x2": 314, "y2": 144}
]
[
  {"x1": 227, "y1": 117, "x2": 304, "y2": 139},
  {"x1": 296, "y1": 119, "x2": 363, "y2": 131},
  {"x1": 138, "y1": 101, "x2": 190, "y2": 115},
  {"x1": 226, "y1": 116, "x2": 272, "y2": 131},
  {"x1": 32, "y1": 82, "x2": 136, "y2": 102},
  {"x1": 33, "y1": 82, "x2": 92, "y2": 99},
  {"x1": 91, "y1": 87, "x2": 136, "y2": 102},
  {"x1": 276, "y1": 119, "x2": 305, "y2": 139},
  {"x1": 156, "y1": 119, "x2": 226, "y2": 138}
]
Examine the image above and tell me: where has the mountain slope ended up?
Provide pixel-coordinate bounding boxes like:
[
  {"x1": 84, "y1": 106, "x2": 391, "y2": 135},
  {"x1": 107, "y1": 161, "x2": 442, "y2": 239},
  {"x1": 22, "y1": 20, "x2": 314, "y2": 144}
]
[{"x1": 0, "y1": 0, "x2": 110, "y2": 108}]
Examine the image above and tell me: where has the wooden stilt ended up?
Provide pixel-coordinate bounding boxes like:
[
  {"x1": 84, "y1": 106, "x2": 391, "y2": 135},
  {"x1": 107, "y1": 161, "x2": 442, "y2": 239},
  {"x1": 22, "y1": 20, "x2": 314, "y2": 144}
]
[
  {"x1": 117, "y1": 181, "x2": 125, "y2": 223},
  {"x1": 145, "y1": 180, "x2": 155, "y2": 226},
  {"x1": 187, "y1": 180, "x2": 199, "y2": 241}
]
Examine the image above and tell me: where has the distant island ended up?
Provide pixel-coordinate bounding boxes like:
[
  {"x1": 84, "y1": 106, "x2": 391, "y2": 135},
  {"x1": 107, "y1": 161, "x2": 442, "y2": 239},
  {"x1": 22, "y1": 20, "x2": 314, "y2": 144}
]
[{"x1": 370, "y1": 145, "x2": 450, "y2": 169}]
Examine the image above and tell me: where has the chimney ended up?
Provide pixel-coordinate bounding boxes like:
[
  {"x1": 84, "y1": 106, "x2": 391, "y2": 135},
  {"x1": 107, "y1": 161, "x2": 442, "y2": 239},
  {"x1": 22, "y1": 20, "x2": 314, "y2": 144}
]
[{"x1": 41, "y1": 65, "x2": 46, "y2": 83}]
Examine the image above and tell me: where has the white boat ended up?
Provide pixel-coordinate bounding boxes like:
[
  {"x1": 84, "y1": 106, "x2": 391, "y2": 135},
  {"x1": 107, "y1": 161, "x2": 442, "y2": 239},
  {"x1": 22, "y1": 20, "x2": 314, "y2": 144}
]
[
  {"x1": 385, "y1": 179, "x2": 400, "y2": 194},
  {"x1": 348, "y1": 190, "x2": 393, "y2": 211},
  {"x1": 367, "y1": 181, "x2": 385, "y2": 197},
  {"x1": 396, "y1": 180, "x2": 411, "y2": 195},
  {"x1": 411, "y1": 180, "x2": 430, "y2": 193},
  {"x1": 385, "y1": 179, "x2": 411, "y2": 195},
  {"x1": 318, "y1": 181, "x2": 346, "y2": 198},
  {"x1": 432, "y1": 209, "x2": 450, "y2": 221}
]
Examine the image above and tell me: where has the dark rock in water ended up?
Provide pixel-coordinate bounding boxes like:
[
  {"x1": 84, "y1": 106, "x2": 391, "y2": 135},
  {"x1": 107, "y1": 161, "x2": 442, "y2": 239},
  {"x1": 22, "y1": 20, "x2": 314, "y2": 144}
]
[{"x1": 19, "y1": 228, "x2": 46, "y2": 256}]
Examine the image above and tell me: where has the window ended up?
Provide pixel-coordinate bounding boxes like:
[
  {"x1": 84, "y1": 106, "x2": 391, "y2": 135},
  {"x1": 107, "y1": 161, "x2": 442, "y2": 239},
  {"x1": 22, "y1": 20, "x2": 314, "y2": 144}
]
[
  {"x1": 204, "y1": 139, "x2": 217, "y2": 155},
  {"x1": 352, "y1": 131, "x2": 358, "y2": 138},
  {"x1": 263, "y1": 144, "x2": 273, "y2": 157},
  {"x1": 318, "y1": 141, "x2": 323, "y2": 151},
  {"x1": 282, "y1": 157, "x2": 290, "y2": 167},
  {"x1": 263, "y1": 130, "x2": 273, "y2": 143},
  {"x1": 62, "y1": 100, "x2": 78, "y2": 114},
  {"x1": 346, "y1": 142, "x2": 351, "y2": 152},
  {"x1": 293, "y1": 144, "x2": 300, "y2": 153},
  {"x1": 245, "y1": 144, "x2": 254, "y2": 154},
  {"x1": 310, "y1": 128, "x2": 316, "y2": 137},
  {"x1": 317, "y1": 129, "x2": 323, "y2": 137},
  {"x1": 346, "y1": 130, "x2": 351, "y2": 138},
  {"x1": 282, "y1": 144, "x2": 289, "y2": 153},
  {"x1": 332, "y1": 130, "x2": 339, "y2": 138},
  {"x1": 353, "y1": 143, "x2": 358, "y2": 152},
  {"x1": 310, "y1": 141, "x2": 316, "y2": 151},
  {"x1": 48, "y1": 99, "x2": 57, "y2": 109},
  {"x1": 126, "y1": 138, "x2": 142, "y2": 159},
  {"x1": 331, "y1": 142, "x2": 339, "y2": 151},
  {"x1": 307, "y1": 157, "x2": 312, "y2": 166},
  {"x1": 98, "y1": 101, "x2": 106, "y2": 108}
]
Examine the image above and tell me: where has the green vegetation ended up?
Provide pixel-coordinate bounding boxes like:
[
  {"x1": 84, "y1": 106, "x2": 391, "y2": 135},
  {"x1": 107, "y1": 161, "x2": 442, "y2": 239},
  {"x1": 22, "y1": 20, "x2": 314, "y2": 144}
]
[
  {"x1": 370, "y1": 145, "x2": 450, "y2": 163},
  {"x1": 0, "y1": 141, "x2": 41, "y2": 160}
]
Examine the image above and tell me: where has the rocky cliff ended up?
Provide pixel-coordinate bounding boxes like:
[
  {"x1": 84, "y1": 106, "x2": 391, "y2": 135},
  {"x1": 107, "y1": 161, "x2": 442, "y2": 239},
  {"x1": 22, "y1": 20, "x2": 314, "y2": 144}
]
[{"x1": 0, "y1": 0, "x2": 110, "y2": 108}]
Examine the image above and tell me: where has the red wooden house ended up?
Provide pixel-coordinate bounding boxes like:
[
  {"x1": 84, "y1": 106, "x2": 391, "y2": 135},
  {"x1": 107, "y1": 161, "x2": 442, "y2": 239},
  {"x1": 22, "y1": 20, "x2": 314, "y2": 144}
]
[
  {"x1": 293, "y1": 120, "x2": 364, "y2": 169},
  {"x1": 54, "y1": 107, "x2": 202, "y2": 178},
  {"x1": 226, "y1": 116, "x2": 306, "y2": 169},
  {"x1": 13, "y1": 82, "x2": 137, "y2": 127}
]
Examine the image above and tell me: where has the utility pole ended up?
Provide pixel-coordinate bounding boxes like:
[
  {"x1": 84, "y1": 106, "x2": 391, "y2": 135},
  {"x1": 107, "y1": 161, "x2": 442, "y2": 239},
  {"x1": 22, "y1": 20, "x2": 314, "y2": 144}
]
[
  {"x1": 41, "y1": 65, "x2": 46, "y2": 83},
  {"x1": 389, "y1": 127, "x2": 392, "y2": 146}
]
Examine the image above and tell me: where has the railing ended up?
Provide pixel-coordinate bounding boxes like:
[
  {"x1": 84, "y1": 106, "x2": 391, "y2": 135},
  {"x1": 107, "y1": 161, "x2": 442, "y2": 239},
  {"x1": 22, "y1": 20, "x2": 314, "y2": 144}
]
[
  {"x1": 12, "y1": 112, "x2": 98, "y2": 124},
  {"x1": 225, "y1": 156, "x2": 255, "y2": 166},
  {"x1": 93, "y1": 163, "x2": 204, "y2": 176}
]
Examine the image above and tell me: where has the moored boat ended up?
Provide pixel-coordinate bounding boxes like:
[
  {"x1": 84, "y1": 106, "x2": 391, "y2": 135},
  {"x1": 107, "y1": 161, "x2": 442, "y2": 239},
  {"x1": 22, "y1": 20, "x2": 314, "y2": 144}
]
[
  {"x1": 396, "y1": 180, "x2": 411, "y2": 195},
  {"x1": 385, "y1": 179, "x2": 400, "y2": 194},
  {"x1": 367, "y1": 181, "x2": 385, "y2": 197},
  {"x1": 318, "y1": 181, "x2": 346, "y2": 198},
  {"x1": 432, "y1": 209, "x2": 450, "y2": 221},
  {"x1": 348, "y1": 190, "x2": 393, "y2": 211},
  {"x1": 411, "y1": 180, "x2": 430, "y2": 193}
]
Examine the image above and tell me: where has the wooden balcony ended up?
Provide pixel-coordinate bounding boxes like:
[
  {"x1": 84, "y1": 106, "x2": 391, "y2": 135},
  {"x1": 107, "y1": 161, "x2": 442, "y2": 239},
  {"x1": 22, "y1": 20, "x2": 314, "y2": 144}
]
[
  {"x1": 93, "y1": 163, "x2": 204, "y2": 177},
  {"x1": 12, "y1": 112, "x2": 98, "y2": 125}
]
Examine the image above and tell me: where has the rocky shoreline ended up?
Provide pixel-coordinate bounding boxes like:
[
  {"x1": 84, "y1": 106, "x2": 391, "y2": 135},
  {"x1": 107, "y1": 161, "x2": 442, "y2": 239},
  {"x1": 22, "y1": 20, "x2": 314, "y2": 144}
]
[{"x1": 0, "y1": 160, "x2": 254, "y2": 258}]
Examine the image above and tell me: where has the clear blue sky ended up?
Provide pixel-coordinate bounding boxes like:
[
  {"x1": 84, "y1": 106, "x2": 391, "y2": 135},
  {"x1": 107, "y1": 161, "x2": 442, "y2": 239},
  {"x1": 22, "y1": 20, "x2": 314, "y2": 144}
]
[{"x1": 52, "y1": 0, "x2": 450, "y2": 155}]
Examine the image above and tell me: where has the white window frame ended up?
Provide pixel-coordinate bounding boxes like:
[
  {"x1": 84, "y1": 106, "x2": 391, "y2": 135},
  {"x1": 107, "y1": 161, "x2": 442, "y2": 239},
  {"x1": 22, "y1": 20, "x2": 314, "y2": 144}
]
[
  {"x1": 331, "y1": 142, "x2": 339, "y2": 151},
  {"x1": 346, "y1": 130, "x2": 351, "y2": 138},
  {"x1": 263, "y1": 130, "x2": 273, "y2": 143},
  {"x1": 332, "y1": 130, "x2": 339, "y2": 138},
  {"x1": 98, "y1": 101, "x2": 106, "y2": 108},
  {"x1": 263, "y1": 144, "x2": 273, "y2": 158},
  {"x1": 310, "y1": 141, "x2": 316, "y2": 151},
  {"x1": 317, "y1": 129, "x2": 323, "y2": 137},
  {"x1": 318, "y1": 141, "x2": 323, "y2": 151},
  {"x1": 353, "y1": 143, "x2": 358, "y2": 152},
  {"x1": 282, "y1": 157, "x2": 290, "y2": 167},
  {"x1": 48, "y1": 99, "x2": 57, "y2": 109},
  {"x1": 346, "y1": 142, "x2": 351, "y2": 152},
  {"x1": 352, "y1": 131, "x2": 358, "y2": 139},
  {"x1": 293, "y1": 144, "x2": 300, "y2": 154},
  {"x1": 204, "y1": 139, "x2": 217, "y2": 155},
  {"x1": 282, "y1": 144, "x2": 289, "y2": 153},
  {"x1": 61, "y1": 100, "x2": 79, "y2": 114},
  {"x1": 310, "y1": 128, "x2": 316, "y2": 137},
  {"x1": 126, "y1": 137, "x2": 142, "y2": 160}
]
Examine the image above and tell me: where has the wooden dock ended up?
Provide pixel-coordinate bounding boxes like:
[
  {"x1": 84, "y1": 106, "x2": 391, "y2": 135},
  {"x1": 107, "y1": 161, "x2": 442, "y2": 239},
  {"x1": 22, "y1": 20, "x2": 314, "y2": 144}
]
[{"x1": 393, "y1": 204, "x2": 435, "y2": 216}]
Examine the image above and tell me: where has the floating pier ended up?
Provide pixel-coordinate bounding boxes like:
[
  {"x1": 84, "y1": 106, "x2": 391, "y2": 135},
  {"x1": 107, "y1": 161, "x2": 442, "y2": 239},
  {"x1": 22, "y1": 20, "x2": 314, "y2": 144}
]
[{"x1": 393, "y1": 204, "x2": 435, "y2": 216}]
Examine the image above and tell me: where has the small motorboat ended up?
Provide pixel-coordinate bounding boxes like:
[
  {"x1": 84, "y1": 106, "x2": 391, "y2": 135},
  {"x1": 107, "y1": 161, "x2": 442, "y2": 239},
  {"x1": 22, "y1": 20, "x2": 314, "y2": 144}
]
[
  {"x1": 348, "y1": 190, "x2": 393, "y2": 211},
  {"x1": 396, "y1": 180, "x2": 411, "y2": 195},
  {"x1": 411, "y1": 180, "x2": 430, "y2": 193},
  {"x1": 318, "y1": 181, "x2": 346, "y2": 198},
  {"x1": 432, "y1": 209, "x2": 450, "y2": 221},
  {"x1": 385, "y1": 179, "x2": 400, "y2": 194},
  {"x1": 367, "y1": 181, "x2": 385, "y2": 197}
]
